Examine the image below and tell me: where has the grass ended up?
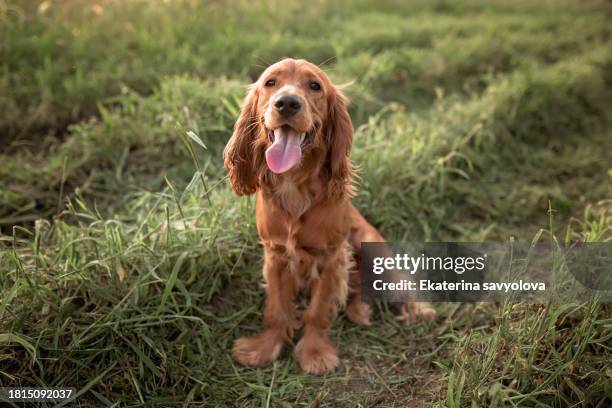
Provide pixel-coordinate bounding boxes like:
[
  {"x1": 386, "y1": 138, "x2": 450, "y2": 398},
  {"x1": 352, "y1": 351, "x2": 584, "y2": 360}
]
[{"x1": 1, "y1": 0, "x2": 611, "y2": 406}]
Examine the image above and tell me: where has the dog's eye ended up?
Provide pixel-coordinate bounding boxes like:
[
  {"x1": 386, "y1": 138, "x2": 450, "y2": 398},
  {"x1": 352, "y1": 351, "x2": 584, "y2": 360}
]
[
  {"x1": 265, "y1": 79, "x2": 276, "y2": 87},
  {"x1": 309, "y1": 81, "x2": 321, "y2": 91}
]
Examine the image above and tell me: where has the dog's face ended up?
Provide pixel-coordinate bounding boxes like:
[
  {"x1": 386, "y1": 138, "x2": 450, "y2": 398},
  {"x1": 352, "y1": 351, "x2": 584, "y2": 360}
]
[
  {"x1": 224, "y1": 58, "x2": 353, "y2": 196},
  {"x1": 259, "y1": 60, "x2": 331, "y2": 174}
]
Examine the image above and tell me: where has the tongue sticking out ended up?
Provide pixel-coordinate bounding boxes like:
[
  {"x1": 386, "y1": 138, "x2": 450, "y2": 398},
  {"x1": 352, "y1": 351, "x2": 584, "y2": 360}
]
[{"x1": 265, "y1": 126, "x2": 302, "y2": 174}]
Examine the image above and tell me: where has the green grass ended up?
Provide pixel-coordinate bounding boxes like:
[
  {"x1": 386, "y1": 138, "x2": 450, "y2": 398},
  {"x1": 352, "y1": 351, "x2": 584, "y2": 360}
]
[{"x1": 1, "y1": 0, "x2": 611, "y2": 406}]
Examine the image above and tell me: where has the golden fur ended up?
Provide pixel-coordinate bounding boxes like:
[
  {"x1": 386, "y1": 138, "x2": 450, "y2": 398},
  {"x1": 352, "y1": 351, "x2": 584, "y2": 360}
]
[{"x1": 223, "y1": 58, "x2": 435, "y2": 374}]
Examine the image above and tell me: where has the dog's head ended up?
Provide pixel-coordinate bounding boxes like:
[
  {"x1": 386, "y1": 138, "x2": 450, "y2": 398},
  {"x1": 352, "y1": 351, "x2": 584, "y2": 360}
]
[{"x1": 223, "y1": 58, "x2": 353, "y2": 196}]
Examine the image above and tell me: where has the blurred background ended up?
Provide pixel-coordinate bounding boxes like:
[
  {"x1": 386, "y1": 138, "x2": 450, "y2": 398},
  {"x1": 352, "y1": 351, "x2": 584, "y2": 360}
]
[{"x1": 1, "y1": 0, "x2": 611, "y2": 406}]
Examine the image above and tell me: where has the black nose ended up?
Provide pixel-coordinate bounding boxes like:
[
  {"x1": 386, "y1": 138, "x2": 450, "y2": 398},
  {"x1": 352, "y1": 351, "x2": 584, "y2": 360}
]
[{"x1": 274, "y1": 95, "x2": 302, "y2": 117}]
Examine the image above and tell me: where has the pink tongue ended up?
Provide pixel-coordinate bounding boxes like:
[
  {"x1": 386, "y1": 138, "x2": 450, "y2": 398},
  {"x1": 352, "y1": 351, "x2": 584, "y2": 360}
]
[{"x1": 265, "y1": 127, "x2": 302, "y2": 174}]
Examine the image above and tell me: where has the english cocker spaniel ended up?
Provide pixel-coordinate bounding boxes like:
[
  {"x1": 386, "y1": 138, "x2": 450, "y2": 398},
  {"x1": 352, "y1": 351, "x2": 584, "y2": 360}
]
[{"x1": 223, "y1": 58, "x2": 435, "y2": 374}]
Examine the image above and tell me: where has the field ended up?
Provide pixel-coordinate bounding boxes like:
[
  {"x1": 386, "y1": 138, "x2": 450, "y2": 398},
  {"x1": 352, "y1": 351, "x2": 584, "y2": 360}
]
[{"x1": 1, "y1": 0, "x2": 611, "y2": 406}]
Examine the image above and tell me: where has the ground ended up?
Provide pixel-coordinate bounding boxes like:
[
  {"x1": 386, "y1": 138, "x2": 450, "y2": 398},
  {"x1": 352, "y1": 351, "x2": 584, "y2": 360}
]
[{"x1": 0, "y1": 0, "x2": 611, "y2": 406}]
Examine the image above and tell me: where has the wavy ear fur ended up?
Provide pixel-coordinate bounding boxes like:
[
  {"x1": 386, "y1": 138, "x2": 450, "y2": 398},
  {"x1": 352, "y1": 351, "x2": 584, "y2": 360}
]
[
  {"x1": 326, "y1": 86, "x2": 355, "y2": 198},
  {"x1": 223, "y1": 86, "x2": 260, "y2": 196}
]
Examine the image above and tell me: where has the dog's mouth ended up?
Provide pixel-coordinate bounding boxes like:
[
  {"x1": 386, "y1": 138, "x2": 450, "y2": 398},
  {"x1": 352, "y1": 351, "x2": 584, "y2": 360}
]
[{"x1": 265, "y1": 125, "x2": 311, "y2": 174}]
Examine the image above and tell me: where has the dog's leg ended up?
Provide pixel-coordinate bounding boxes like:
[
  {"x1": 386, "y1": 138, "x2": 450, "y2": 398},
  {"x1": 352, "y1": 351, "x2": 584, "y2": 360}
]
[
  {"x1": 295, "y1": 247, "x2": 349, "y2": 374},
  {"x1": 348, "y1": 204, "x2": 437, "y2": 325},
  {"x1": 394, "y1": 300, "x2": 437, "y2": 325},
  {"x1": 233, "y1": 245, "x2": 295, "y2": 367},
  {"x1": 346, "y1": 267, "x2": 372, "y2": 325}
]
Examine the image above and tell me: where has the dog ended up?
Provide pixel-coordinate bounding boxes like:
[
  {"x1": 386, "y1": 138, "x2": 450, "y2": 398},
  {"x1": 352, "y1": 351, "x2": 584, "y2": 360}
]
[{"x1": 223, "y1": 58, "x2": 435, "y2": 374}]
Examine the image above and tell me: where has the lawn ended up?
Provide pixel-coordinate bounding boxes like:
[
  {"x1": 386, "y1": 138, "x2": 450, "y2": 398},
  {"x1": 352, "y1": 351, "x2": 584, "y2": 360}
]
[{"x1": 1, "y1": 0, "x2": 611, "y2": 406}]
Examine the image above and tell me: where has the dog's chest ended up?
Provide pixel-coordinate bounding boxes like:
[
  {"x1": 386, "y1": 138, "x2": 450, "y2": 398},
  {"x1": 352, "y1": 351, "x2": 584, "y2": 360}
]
[
  {"x1": 258, "y1": 178, "x2": 348, "y2": 251},
  {"x1": 273, "y1": 179, "x2": 313, "y2": 218}
]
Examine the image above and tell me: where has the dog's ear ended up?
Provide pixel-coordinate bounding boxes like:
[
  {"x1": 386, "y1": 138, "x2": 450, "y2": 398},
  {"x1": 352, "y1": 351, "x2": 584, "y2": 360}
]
[
  {"x1": 223, "y1": 85, "x2": 260, "y2": 196},
  {"x1": 326, "y1": 86, "x2": 354, "y2": 197}
]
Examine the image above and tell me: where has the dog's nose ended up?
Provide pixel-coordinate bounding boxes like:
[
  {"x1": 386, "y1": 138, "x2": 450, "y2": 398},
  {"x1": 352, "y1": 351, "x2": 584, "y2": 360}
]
[{"x1": 274, "y1": 95, "x2": 302, "y2": 117}]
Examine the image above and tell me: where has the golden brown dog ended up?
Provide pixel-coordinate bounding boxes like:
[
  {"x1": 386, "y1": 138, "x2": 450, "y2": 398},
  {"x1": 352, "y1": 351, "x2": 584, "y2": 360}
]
[{"x1": 224, "y1": 58, "x2": 435, "y2": 374}]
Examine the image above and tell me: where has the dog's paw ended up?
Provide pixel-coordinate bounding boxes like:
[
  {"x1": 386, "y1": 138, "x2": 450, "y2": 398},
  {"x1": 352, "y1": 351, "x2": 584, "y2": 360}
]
[
  {"x1": 294, "y1": 334, "x2": 339, "y2": 374},
  {"x1": 232, "y1": 330, "x2": 283, "y2": 367},
  {"x1": 396, "y1": 302, "x2": 437, "y2": 326},
  {"x1": 346, "y1": 299, "x2": 372, "y2": 326}
]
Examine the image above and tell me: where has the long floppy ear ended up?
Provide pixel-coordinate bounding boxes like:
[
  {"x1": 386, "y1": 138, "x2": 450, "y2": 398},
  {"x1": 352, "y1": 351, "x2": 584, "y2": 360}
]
[
  {"x1": 327, "y1": 86, "x2": 355, "y2": 197},
  {"x1": 223, "y1": 86, "x2": 260, "y2": 196}
]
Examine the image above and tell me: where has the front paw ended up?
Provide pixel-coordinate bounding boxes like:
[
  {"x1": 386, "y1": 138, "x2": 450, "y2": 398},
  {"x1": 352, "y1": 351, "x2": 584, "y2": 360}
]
[
  {"x1": 294, "y1": 334, "x2": 339, "y2": 374},
  {"x1": 232, "y1": 330, "x2": 284, "y2": 367}
]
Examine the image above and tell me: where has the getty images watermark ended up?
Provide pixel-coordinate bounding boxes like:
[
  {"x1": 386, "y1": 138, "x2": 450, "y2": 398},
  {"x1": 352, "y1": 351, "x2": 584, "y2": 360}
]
[{"x1": 360, "y1": 242, "x2": 612, "y2": 302}]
